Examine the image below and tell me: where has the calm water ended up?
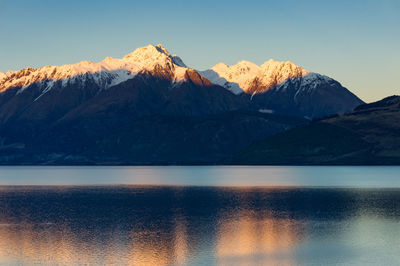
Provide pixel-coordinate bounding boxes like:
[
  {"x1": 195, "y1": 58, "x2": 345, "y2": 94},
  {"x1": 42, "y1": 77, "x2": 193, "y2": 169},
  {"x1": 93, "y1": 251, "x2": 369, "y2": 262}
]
[{"x1": 0, "y1": 166, "x2": 400, "y2": 265}]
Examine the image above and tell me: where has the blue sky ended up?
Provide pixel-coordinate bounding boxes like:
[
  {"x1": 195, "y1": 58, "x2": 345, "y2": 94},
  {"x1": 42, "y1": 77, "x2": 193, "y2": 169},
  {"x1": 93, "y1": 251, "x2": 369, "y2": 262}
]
[{"x1": 0, "y1": 0, "x2": 399, "y2": 102}]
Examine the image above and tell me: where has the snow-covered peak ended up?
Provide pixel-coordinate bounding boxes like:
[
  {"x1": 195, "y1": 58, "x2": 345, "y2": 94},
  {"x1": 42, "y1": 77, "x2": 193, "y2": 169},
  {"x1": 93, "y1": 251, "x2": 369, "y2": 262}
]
[
  {"x1": 123, "y1": 44, "x2": 186, "y2": 68},
  {"x1": 204, "y1": 60, "x2": 260, "y2": 94},
  {"x1": 260, "y1": 59, "x2": 308, "y2": 80},
  {"x1": 298, "y1": 72, "x2": 334, "y2": 87},
  {"x1": 200, "y1": 59, "x2": 310, "y2": 94},
  {"x1": 0, "y1": 44, "x2": 189, "y2": 93},
  {"x1": 217, "y1": 60, "x2": 259, "y2": 76},
  {"x1": 211, "y1": 63, "x2": 229, "y2": 72}
]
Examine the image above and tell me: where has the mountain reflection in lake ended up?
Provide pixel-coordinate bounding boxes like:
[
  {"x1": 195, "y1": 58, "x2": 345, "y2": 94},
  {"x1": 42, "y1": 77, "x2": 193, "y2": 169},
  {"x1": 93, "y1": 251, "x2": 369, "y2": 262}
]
[{"x1": 0, "y1": 186, "x2": 400, "y2": 265}]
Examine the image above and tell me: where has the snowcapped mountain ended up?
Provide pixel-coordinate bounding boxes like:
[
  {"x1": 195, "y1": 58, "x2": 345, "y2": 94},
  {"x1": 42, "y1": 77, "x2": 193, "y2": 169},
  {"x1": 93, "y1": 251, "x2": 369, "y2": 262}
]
[
  {"x1": 0, "y1": 44, "x2": 189, "y2": 94},
  {"x1": 200, "y1": 59, "x2": 363, "y2": 118},
  {"x1": 200, "y1": 59, "x2": 309, "y2": 95}
]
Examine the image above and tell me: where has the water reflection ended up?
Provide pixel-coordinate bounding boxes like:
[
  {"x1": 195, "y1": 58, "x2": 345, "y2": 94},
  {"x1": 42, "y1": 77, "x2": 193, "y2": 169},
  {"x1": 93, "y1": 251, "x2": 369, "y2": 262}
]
[
  {"x1": 216, "y1": 213, "x2": 304, "y2": 265},
  {"x1": 0, "y1": 187, "x2": 399, "y2": 265}
]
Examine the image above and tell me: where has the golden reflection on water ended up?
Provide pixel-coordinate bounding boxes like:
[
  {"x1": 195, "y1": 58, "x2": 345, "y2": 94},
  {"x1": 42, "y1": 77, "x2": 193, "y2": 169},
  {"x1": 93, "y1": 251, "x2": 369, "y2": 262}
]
[
  {"x1": 216, "y1": 212, "x2": 305, "y2": 266},
  {"x1": 0, "y1": 213, "x2": 306, "y2": 265},
  {"x1": 173, "y1": 217, "x2": 189, "y2": 265}
]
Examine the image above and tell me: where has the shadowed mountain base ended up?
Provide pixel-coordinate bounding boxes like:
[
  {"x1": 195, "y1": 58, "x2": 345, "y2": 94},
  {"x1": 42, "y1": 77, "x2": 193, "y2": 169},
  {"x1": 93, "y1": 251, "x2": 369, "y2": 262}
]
[{"x1": 232, "y1": 96, "x2": 400, "y2": 165}]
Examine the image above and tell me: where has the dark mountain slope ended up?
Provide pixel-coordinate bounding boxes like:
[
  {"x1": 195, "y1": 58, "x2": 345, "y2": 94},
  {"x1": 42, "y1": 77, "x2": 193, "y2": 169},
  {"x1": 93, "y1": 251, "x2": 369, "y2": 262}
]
[
  {"x1": 233, "y1": 96, "x2": 400, "y2": 165},
  {"x1": 0, "y1": 110, "x2": 307, "y2": 164}
]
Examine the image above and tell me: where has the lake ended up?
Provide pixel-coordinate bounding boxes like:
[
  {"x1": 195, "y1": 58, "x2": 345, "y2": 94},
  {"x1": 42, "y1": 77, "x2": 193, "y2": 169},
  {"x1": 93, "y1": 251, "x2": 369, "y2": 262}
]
[{"x1": 0, "y1": 166, "x2": 399, "y2": 265}]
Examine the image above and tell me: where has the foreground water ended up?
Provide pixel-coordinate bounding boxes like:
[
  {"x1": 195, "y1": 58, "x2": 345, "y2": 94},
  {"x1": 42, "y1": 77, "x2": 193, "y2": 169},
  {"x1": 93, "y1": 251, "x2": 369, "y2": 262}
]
[{"x1": 0, "y1": 166, "x2": 400, "y2": 265}]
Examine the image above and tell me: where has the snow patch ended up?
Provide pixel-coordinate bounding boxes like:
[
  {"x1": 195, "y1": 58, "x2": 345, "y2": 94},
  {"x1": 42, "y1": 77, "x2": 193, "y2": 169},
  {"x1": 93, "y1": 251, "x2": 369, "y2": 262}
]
[
  {"x1": 259, "y1": 109, "x2": 274, "y2": 114},
  {"x1": 173, "y1": 66, "x2": 188, "y2": 83}
]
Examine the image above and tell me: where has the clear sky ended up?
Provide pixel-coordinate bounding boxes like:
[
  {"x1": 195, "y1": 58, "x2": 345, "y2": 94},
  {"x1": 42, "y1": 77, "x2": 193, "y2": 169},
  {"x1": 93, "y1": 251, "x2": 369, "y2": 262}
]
[{"x1": 0, "y1": 0, "x2": 399, "y2": 102}]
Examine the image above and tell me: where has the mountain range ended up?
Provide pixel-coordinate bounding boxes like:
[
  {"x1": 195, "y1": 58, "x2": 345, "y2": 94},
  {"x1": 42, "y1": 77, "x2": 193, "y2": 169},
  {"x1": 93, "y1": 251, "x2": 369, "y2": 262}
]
[{"x1": 0, "y1": 44, "x2": 374, "y2": 164}]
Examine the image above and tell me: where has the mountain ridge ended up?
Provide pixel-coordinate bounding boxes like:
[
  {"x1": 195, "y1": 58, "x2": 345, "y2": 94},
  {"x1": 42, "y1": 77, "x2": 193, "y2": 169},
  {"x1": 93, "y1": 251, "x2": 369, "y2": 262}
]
[
  {"x1": 200, "y1": 59, "x2": 310, "y2": 95},
  {"x1": 0, "y1": 44, "x2": 191, "y2": 94}
]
